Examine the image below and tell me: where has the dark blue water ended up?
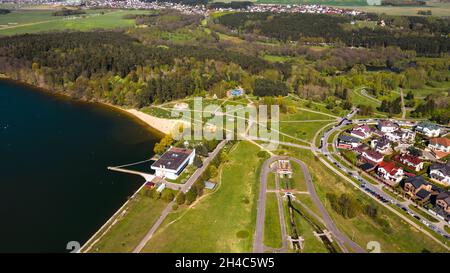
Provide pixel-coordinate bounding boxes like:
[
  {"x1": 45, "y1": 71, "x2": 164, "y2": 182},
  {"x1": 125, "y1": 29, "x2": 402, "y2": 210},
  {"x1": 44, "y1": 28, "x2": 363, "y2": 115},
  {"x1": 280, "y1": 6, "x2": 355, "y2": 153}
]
[{"x1": 0, "y1": 80, "x2": 160, "y2": 252}]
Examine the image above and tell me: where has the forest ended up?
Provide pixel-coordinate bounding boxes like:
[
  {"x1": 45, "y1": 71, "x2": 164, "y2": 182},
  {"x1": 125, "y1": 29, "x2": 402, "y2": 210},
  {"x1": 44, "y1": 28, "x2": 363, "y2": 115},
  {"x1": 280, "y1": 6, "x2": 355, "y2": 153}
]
[
  {"x1": 0, "y1": 9, "x2": 448, "y2": 124},
  {"x1": 216, "y1": 12, "x2": 450, "y2": 56}
]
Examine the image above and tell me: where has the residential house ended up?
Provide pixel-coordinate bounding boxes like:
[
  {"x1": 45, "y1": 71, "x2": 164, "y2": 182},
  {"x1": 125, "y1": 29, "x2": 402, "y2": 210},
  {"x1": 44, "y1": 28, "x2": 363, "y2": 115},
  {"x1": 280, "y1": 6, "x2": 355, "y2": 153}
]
[
  {"x1": 337, "y1": 135, "x2": 361, "y2": 149},
  {"x1": 430, "y1": 162, "x2": 450, "y2": 186},
  {"x1": 350, "y1": 124, "x2": 371, "y2": 139},
  {"x1": 399, "y1": 153, "x2": 424, "y2": 172},
  {"x1": 415, "y1": 121, "x2": 441, "y2": 137},
  {"x1": 151, "y1": 147, "x2": 196, "y2": 180},
  {"x1": 428, "y1": 137, "x2": 450, "y2": 159},
  {"x1": 377, "y1": 161, "x2": 404, "y2": 186},
  {"x1": 371, "y1": 136, "x2": 391, "y2": 154},
  {"x1": 361, "y1": 149, "x2": 384, "y2": 165},
  {"x1": 385, "y1": 129, "x2": 416, "y2": 143},
  {"x1": 403, "y1": 176, "x2": 440, "y2": 204},
  {"x1": 436, "y1": 191, "x2": 450, "y2": 217},
  {"x1": 354, "y1": 143, "x2": 369, "y2": 155},
  {"x1": 377, "y1": 120, "x2": 399, "y2": 133}
]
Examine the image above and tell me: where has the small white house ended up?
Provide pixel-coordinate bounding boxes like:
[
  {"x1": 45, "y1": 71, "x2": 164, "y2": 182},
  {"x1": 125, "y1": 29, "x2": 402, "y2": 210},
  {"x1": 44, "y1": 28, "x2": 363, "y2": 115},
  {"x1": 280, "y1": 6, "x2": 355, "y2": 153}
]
[
  {"x1": 415, "y1": 122, "x2": 441, "y2": 137},
  {"x1": 430, "y1": 162, "x2": 450, "y2": 186},
  {"x1": 377, "y1": 120, "x2": 398, "y2": 133},
  {"x1": 151, "y1": 147, "x2": 196, "y2": 180}
]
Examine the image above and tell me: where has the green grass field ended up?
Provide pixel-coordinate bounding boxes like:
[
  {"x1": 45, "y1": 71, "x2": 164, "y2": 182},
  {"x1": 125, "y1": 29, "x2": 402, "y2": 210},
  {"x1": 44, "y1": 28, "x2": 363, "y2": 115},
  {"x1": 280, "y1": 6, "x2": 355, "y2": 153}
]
[
  {"x1": 141, "y1": 141, "x2": 264, "y2": 252},
  {"x1": 0, "y1": 9, "x2": 151, "y2": 36},
  {"x1": 264, "y1": 193, "x2": 283, "y2": 248},
  {"x1": 267, "y1": 172, "x2": 276, "y2": 190},
  {"x1": 87, "y1": 192, "x2": 168, "y2": 253},
  {"x1": 284, "y1": 161, "x2": 307, "y2": 191}
]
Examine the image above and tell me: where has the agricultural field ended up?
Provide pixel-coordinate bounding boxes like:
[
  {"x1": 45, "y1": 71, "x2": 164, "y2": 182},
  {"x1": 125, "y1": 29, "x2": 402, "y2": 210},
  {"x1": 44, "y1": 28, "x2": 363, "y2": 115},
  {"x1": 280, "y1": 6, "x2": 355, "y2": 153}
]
[{"x1": 0, "y1": 9, "x2": 151, "y2": 36}]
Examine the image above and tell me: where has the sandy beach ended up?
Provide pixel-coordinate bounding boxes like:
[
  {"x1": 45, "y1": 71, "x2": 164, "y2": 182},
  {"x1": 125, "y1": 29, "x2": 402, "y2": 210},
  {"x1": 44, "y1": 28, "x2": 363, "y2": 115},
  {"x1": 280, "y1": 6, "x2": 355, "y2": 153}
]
[{"x1": 125, "y1": 108, "x2": 182, "y2": 135}]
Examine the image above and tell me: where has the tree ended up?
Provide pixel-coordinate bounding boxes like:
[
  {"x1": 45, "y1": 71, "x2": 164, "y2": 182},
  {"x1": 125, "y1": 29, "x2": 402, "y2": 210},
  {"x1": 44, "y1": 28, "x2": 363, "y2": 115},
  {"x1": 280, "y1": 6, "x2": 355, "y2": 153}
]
[
  {"x1": 407, "y1": 146, "x2": 422, "y2": 157},
  {"x1": 176, "y1": 192, "x2": 186, "y2": 205},
  {"x1": 185, "y1": 188, "x2": 198, "y2": 205},
  {"x1": 161, "y1": 191, "x2": 175, "y2": 203},
  {"x1": 154, "y1": 134, "x2": 174, "y2": 154},
  {"x1": 193, "y1": 155, "x2": 203, "y2": 168},
  {"x1": 196, "y1": 143, "x2": 209, "y2": 157}
]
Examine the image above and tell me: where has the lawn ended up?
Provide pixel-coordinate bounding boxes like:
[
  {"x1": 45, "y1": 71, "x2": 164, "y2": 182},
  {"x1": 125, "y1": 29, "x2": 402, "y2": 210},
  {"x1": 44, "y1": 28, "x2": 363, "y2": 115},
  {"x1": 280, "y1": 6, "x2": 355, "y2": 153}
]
[
  {"x1": 141, "y1": 141, "x2": 264, "y2": 252},
  {"x1": 87, "y1": 192, "x2": 168, "y2": 253},
  {"x1": 285, "y1": 161, "x2": 307, "y2": 191},
  {"x1": 267, "y1": 172, "x2": 276, "y2": 190},
  {"x1": 280, "y1": 146, "x2": 448, "y2": 253},
  {"x1": 0, "y1": 9, "x2": 151, "y2": 36},
  {"x1": 280, "y1": 109, "x2": 336, "y2": 121},
  {"x1": 278, "y1": 120, "x2": 332, "y2": 143},
  {"x1": 264, "y1": 193, "x2": 283, "y2": 248}
]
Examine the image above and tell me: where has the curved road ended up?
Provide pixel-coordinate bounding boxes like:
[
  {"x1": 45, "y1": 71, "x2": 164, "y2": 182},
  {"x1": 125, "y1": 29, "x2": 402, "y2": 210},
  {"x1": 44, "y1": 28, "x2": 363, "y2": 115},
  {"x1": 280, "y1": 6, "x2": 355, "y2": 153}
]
[
  {"x1": 253, "y1": 155, "x2": 365, "y2": 253},
  {"x1": 313, "y1": 114, "x2": 450, "y2": 250}
]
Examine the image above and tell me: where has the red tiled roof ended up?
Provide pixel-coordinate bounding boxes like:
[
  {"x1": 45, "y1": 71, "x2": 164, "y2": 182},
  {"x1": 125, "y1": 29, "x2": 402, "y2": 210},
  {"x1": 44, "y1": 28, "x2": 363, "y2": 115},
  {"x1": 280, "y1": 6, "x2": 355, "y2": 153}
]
[
  {"x1": 430, "y1": 137, "x2": 450, "y2": 147},
  {"x1": 400, "y1": 154, "x2": 422, "y2": 165},
  {"x1": 378, "y1": 161, "x2": 400, "y2": 175}
]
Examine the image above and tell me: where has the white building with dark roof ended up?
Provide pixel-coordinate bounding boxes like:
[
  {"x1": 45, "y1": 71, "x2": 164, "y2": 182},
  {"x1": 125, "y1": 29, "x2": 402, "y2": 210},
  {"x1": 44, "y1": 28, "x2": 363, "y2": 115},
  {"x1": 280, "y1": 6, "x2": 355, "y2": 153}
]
[
  {"x1": 151, "y1": 147, "x2": 195, "y2": 180},
  {"x1": 415, "y1": 122, "x2": 441, "y2": 137},
  {"x1": 377, "y1": 120, "x2": 399, "y2": 133}
]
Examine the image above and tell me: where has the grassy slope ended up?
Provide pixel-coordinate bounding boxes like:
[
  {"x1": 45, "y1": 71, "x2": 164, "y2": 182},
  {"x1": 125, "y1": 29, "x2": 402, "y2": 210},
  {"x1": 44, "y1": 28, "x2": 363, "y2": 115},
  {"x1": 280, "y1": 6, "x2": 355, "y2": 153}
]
[
  {"x1": 142, "y1": 141, "x2": 263, "y2": 252},
  {"x1": 87, "y1": 192, "x2": 168, "y2": 253}
]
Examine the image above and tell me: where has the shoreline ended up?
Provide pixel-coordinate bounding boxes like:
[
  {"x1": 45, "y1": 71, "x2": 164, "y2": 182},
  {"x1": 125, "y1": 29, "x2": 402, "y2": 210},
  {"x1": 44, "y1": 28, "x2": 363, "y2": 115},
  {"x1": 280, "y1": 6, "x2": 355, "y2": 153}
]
[
  {"x1": 0, "y1": 76, "x2": 177, "y2": 137},
  {"x1": 0, "y1": 76, "x2": 182, "y2": 252}
]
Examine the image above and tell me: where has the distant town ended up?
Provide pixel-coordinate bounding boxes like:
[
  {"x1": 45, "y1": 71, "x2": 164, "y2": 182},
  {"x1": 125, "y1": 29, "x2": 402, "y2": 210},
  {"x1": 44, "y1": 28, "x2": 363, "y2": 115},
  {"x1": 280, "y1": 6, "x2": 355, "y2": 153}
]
[{"x1": 0, "y1": 0, "x2": 364, "y2": 16}]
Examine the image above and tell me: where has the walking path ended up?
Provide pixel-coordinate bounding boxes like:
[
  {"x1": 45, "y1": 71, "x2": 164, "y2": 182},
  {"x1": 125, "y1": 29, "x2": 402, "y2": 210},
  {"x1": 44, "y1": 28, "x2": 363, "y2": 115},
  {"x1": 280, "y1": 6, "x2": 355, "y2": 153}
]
[
  {"x1": 253, "y1": 155, "x2": 364, "y2": 253},
  {"x1": 132, "y1": 140, "x2": 227, "y2": 253},
  {"x1": 400, "y1": 88, "x2": 406, "y2": 120}
]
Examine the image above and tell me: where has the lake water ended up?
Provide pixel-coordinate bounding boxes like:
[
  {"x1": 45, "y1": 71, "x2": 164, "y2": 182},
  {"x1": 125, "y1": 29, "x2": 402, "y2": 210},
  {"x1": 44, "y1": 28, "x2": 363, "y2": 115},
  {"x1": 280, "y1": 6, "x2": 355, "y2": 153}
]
[{"x1": 0, "y1": 80, "x2": 160, "y2": 252}]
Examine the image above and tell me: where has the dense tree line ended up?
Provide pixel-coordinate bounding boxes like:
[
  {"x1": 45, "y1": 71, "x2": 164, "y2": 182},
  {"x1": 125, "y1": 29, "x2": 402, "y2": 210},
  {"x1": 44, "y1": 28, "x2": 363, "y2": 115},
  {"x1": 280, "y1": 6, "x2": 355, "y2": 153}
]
[
  {"x1": 253, "y1": 78, "x2": 288, "y2": 97},
  {"x1": 216, "y1": 12, "x2": 449, "y2": 55},
  {"x1": 0, "y1": 31, "x2": 283, "y2": 106},
  {"x1": 52, "y1": 8, "x2": 86, "y2": 16},
  {"x1": 0, "y1": 9, "x2": 10, "y2": 15}
]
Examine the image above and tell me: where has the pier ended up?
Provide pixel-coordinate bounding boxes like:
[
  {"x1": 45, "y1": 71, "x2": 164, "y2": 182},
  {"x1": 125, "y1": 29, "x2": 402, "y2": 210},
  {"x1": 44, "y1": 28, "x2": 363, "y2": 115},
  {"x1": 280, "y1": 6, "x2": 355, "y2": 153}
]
[{"x1": 107, "y1": 159, "x2": 183, "y2": 190}]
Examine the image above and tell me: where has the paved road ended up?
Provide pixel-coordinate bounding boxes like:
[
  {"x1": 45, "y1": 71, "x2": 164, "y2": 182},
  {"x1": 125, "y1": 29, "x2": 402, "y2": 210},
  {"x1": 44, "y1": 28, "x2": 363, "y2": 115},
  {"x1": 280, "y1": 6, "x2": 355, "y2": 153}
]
[
  {"x1": 254, "y1": 155, "x2": 364, "y2": 253},
  {"x1": 133, "y1": 140, "x2": 227, "y2": 253},
  {"x1": 253, "y1": 157, "x2": 276, "y2": 253},
  {"x1": 314, "y1": 115, "x2": 450, "y2": 250},
  {"x1": 289, "y1": 157, "x2": 365, "y2": 253},
  {"x1": 400, "y1": 88, "x2": 406, "y2": 120}
]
